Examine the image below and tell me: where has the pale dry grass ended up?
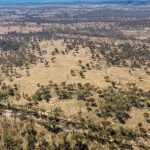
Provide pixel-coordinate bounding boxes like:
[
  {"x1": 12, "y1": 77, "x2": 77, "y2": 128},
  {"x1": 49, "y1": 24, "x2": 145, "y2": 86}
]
[
  {"x1": 0, "y1": 26, "x2": 42, "y2": 34},
  {"x1": 1, "y1": 39, "x2": 149, "y2": 117},
  {"x1": 7, "y1": 40, "x2": 150, "y2": 97},
  {"x1": 125, "y1": 108, "x2": 150, "y2": 129}
]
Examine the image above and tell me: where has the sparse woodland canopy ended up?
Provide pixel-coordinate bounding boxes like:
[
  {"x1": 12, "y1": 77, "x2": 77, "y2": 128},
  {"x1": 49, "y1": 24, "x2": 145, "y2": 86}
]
[{"x1": 0, "y1": 4, "x2": 150, "y2": 150}]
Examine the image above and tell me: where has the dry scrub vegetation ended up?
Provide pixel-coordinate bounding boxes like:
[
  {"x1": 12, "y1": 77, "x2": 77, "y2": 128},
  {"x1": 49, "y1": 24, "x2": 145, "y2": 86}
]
[{"x1": 0, "y1": 4, "x2": 150, "y2": 150}]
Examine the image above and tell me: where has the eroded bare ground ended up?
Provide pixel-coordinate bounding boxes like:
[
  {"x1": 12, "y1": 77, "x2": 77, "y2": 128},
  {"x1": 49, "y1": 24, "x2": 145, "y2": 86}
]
[{"x1": 0, "y1": 4, "x2": 150, "y2": 150}]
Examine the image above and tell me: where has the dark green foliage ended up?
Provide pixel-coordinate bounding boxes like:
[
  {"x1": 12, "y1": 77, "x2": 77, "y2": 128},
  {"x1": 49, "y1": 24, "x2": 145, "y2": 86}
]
[
  {"x1": 27, "y1": 124, "x2": 37, "y2": 150},
  {"x1": 32, "y1": 86, "x2": 51, "y2": 102}
]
